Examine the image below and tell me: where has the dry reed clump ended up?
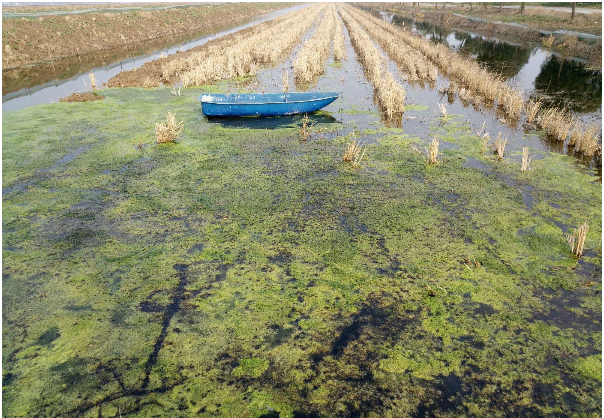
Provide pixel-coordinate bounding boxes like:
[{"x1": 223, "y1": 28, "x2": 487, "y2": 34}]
[
  {"x1": 538, "y1": 107, "x2": 572, "y2": 141},
  {"x1": 568, "y1": 124, "x2": 583, "y2": 147},
  {"x1": 492, "y1": 133, "x2": 507, "y2": 160},
  {"x1": 333, "y1": 7, "x2": 348, "y2": 61},
  {"x1": 428, "y1": 137, "x2": 439, "y2": 164},
  {"x1": 343, "y1": 140, "x2": 367, "y2": 168},
  {"x1": 500, "y1": 88, "x2": 524, "y2": 120},
  {"x1": 299, "y1": 113, "x2": 315, "y2": 141},
  {"x1": 155, "y1": 111, "x2": 184, "y2": 144},
  {"x1": 294, "y1": 6, "x2": 336, "y2": 84},
  {"x1": 520, "y1": 147, "x2": 531, "y2": 172},
  {"x1": 566, "y1": 220, "x2": 589, "y2": 257},
  {"x1": 339, "y1": 7, "x2": 406, "y2": 120},
  {"x1": 437, "y1": 102, "x2": 447, "y2": 118},
  {"x1": 575, "y1": 124, "x2": 601, "y2": 156},
  {"x1": 524, "y1": 99, "x2": 542, "y2": 124},
  {"x1": 89, "y1": 72, "x2": 96, "y2": 91},
  {"x1": 542, "y1": 34, "x2": 555, "y2": 48}
]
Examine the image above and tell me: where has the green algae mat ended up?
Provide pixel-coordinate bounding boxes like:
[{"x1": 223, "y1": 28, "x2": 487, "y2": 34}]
[{"x1": 2, "y1": 87, "x2": 601, "y2": 417}]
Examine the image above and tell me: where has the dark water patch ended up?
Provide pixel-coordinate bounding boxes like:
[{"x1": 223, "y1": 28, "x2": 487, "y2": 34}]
[
  {"x1": 50, "y1": 357, "x2": 90, "y2": 386},
  {"x1": 414, "y1": 373, "x2": 469, "y2": 416},
  {"x1": 141, "y1": 263, "x2": 189, "y2": 391},
  {"x1": 187, "y1": 243, "x2": 204, "y2": 254},
  {"x1": 530, "y1": 288, "x2": 601, "y2": 332},
  {"x1": 575, "y1": 252, "x2": 602, "y2": 281},
  {"x1": 34, "y1": 326, "x2": 60, "y2": 346},
  {"x1": 268, "y1": 325, "x2": 295, "y2": 347},
  {"x1": 64, "y1": 303, "x2": 92, "y2": 312},
  {"x1": 473, "y1": 302, "x2": 497, "y2": 316},
  {"x1": 40, "y1": 145, "x2": 91, "y2": 173},
  {"x1": 3, "y1": 372, "x2": 16, "y2": 387}
]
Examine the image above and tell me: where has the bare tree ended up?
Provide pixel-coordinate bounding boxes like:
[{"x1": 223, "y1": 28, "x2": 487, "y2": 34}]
[
  {"x1": 520, "y1": 2, "x2": 525, "y2": 14},
  {"x1": 571, "y1": 2, "x2": 576, "y2": 20},
  {"x1": 499, "y1": 2, "x2": 503, "y2": 12},
  {"x1": 470, "y1": 2, "x2": 473, "y2": 11}
]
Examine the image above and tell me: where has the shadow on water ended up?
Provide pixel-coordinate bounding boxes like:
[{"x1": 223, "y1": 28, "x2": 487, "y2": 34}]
[{"x1": 205, "y1": 112, "x2": 339, "y2": 130}]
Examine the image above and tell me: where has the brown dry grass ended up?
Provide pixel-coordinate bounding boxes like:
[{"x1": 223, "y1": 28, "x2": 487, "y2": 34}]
[
  {"x1": 343, "y1": 140, "x2": 367, "y2": 168},
  {"x1": 155, "y1": 111, "x2": 184, "y2": 144},
  {"x1": 346, "y1": 5, "x2": 602, "y2": 155},
  {"x1": 524, "y1": 99, "x2": 542, "y2": 124},
  {"x1": 299, "y1": 113, "x2": 315, "y2": 141},
  {"x1": 520, "y1": 147, "x2": 531, "y2": 172},
  {"x1": 493, "y1": 133, "x2": 507, "y2": 160},
  {"x1": 575, "y1": 124, "x2": 601, "y2": 156},
  {"x1": 428, "y1": 137, "x2": 439, "y2": 164},
  {"x1": 567, "y1": 220, "x2": 589, "y2": 257}
]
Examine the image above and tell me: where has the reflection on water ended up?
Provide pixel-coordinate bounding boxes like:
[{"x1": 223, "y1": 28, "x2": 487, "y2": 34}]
[
  {"x1": 382, "y1": 11, "x2": 602, "y2": 117},
  {"x1": 205, "y1": 112, "x2": 338, "y2": 130}
]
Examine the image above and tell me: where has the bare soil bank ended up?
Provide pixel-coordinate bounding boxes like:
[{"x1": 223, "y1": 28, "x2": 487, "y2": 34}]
[
  {"x1": 2, "y1": 2, "x2": 292, "y2": 69},
  {"x1": 58, "y1": 92, "x2": 104, "y2": 102},
  {"x1": 368, "y1": 3, "x2": 602, "y2": 68}
]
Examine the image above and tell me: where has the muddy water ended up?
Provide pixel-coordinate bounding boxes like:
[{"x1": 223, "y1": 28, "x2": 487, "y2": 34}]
[{"x1": 1, "y1": 4, "x2": 307, "y2": 111}]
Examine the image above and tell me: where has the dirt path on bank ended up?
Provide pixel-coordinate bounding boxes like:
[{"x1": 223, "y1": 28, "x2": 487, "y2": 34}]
[{"x1": 1, "y1": 2, "x2": 292, "y2": 70}]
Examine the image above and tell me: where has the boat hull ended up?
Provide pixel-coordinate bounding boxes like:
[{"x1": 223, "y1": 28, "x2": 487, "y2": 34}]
[{"x1": 199, "y1": 92, "x2": 340, "y2": 117}]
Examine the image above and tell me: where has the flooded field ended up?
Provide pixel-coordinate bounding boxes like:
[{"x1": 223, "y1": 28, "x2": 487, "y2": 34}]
[{"x1": 2, "y1": 3, "x2": 602, "y2": 417}]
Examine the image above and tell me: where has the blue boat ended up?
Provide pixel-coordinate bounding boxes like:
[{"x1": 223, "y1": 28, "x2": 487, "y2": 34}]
[{"x1": 199, "y1": 92, "x2": 341, "y2": 117}]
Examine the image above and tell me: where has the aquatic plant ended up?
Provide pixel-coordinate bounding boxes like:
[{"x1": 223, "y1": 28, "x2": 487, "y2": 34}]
[
  {"x1": 342, "y1": 139, "x2": 367, "y2": 167},
  {"x1": 428, "y1": 137, "x2": 439, "y2": 164},
  {"x1": 520, "y1": 147, "x2": 531, "y2": 172},
  {"x1": 155, "y1": 111, "x2": 184, "y2": 144},
  {"x1": 567, "y1": 220, "x2": 589, "y2": 257}
]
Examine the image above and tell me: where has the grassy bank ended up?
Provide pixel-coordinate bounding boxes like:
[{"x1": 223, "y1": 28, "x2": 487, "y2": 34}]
[
  {"x1": 3, "y1": 84, "x2": 601, "y2": 417},
  {"x1": 1, "y1": 3, "x2": 294, "y2": 69}
]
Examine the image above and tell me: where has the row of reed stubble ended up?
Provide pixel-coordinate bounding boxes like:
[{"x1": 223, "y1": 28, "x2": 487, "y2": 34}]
[
  {"x1": 338, "y1": 5, "x2": 406, "y2": 121},
  {"x1": 341, "y1": 4, "x2": 437, "y2": 83},
  {"x1": 347, "y1": 5, "x2": 601, "y2": 156},
  {"x1": 294, "y1": 5, "x2": 336, "y2": 84}
]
